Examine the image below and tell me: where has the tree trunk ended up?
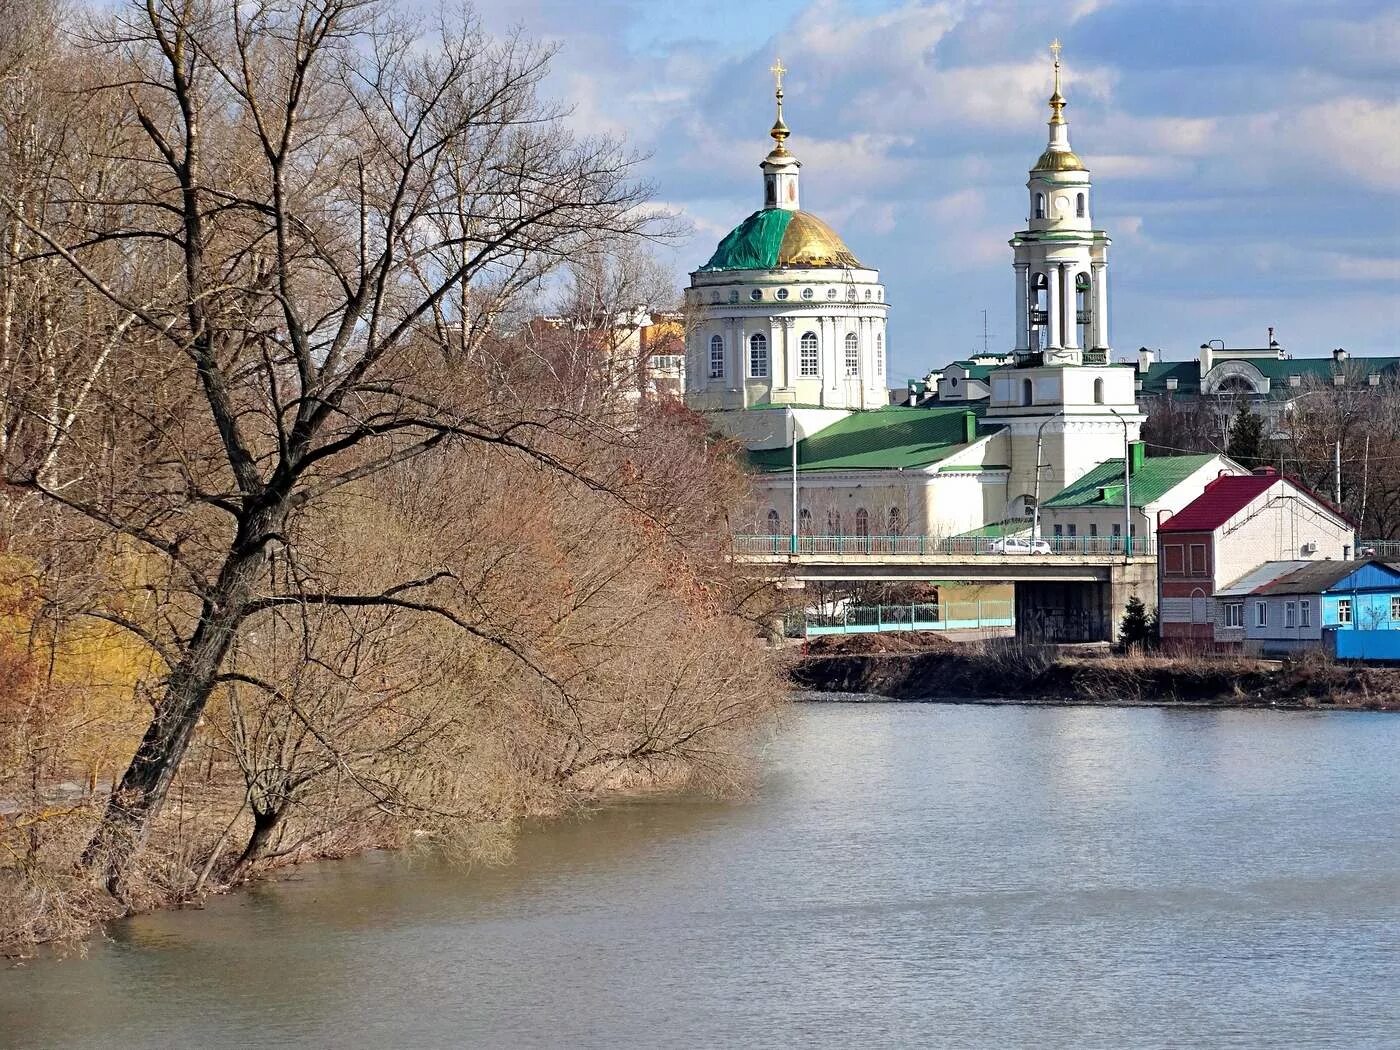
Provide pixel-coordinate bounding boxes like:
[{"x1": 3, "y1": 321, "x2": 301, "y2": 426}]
[
  {"x1": 81, "y1": 520, "x2": 273, "y2": 897},
  {"x1": 229, "y1": 807, "x2": 282, "y2": 883}
]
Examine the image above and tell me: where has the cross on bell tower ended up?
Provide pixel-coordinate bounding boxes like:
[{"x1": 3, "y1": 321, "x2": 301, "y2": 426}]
[{"x1": 761, "y1": 56, "x2": 801, "y2": 210}]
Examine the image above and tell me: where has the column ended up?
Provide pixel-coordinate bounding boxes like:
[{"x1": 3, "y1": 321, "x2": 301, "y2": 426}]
[
  {"x1": 824, "y1": 316, "x2": 839, "y2": 397},
  {"x1": 1062, "y1": 264, "x2": 1079, "y2": 350},
  {"x1": 1046, "y1": 265, "x2": 1062, "y2": 349},
  {"x1": 1014, "y1": 263, "x2": 1030, "y2": 351},
  {"x1": 732, "y1": 318, "x2": 744, "y2": 394},
  {"x1": 1092, "y1": 262, "x2": 1109, "y2": 349},
  {"x1": 777, "y1": 317, "x2": 793, "y2": 389}
]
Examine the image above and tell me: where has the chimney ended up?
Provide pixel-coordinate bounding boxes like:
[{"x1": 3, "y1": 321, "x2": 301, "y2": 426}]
[
  {"x1": 1333, "y1": 347, "x2": 1348, "y2": 363},
  {"x1": 962, "y1": 410, "x2": 977, "y2": 444},
  {"x1": 1165, "y1": 377, "x2": 1178, "y2": 391},
  {"x1": 1137, "y1": 347, "x2": 1155, "y2": 371},
  {"x1": 1252, "y1": 466, "x2": 1278, "y2": 476},
  {"x1": 1129, "y1": 440, "x2": 1146, "y2": 475}
]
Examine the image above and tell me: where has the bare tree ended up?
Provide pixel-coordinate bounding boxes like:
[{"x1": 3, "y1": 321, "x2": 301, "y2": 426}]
[{"x1": 0, "y1": 0, "x2": 661, "y2": 894}]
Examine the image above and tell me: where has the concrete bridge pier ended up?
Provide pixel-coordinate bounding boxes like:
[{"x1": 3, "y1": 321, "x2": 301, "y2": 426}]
[{"x1": 1015, "y1": 561, "x2": 1156, "y2": 643}]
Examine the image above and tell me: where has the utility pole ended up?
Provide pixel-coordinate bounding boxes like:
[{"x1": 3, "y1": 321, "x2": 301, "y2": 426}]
[
  {"x1": 789, "y1": 406, "x2": 800, "y2": 555},
  {"x1": 1334, "y1": 439, "x2": 1342, "y2": 504}
]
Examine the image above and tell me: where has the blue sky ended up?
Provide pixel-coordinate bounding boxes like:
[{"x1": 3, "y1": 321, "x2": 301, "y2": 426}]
[{"x1": 470, "y1": 0, "x2": 1400, "y2": 379}]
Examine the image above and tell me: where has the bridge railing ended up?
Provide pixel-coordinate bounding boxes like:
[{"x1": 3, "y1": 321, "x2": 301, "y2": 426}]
[
  {"x1": 1359, "y1": 540, "x2": 1400, "y2": 560},
  {"x1": 805, "y1": 600, "x2": 1015, "y2": 636},
  {"x1": 733, "y1": 533, "x2": 1151, "y2": 557}
]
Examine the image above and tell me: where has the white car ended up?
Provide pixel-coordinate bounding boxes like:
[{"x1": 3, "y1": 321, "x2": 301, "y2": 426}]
[{"x1": 988, "y1": 536, "x2": 1054, "y2": 555}]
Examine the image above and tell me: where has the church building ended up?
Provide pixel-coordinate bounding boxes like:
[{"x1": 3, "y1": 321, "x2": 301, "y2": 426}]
[{"x1": 687, "y1": 47, "x2": 1149, "y2": 541}]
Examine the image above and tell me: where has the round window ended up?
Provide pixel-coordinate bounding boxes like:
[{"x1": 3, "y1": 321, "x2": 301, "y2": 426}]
[
  {"x1": 728, "y1": 290, "x2": 739, "y2": 303},
  {"x1": 709, "y1": 291, "x2": 720, "y2": 304},
  {"x1": 802, "y1": 287, "x2": 814, "y2": 300},
  {"x1": 864, "y1": 289, "x2": 872, "y2": 300},
  {"x1": 847, "y1": 288, "x2": 857, "y2": 300},
  {"x1": 776, "y1": 288, "x2": 789, "y2": 301},
  {"x1": 826, "y1": 288, "x2": 837, "y2": 300},
  {"x1": 750, "y1": 288, "x2": 762, "y2": 301}
]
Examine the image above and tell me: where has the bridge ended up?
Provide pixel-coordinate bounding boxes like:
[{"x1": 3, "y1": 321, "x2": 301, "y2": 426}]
[{"x1": 734, "y1": 534, "x2": 1157, "y2": 642}]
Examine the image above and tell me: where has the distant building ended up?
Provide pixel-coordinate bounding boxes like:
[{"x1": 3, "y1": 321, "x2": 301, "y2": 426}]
[{"x1": 1156, "y1": 469, "x2": 1356, "y2": 648}]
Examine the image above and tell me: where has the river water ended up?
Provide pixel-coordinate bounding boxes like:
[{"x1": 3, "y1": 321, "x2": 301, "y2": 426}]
[{"x1": 3, "y1": 701, "x2": 1400, "y2": 1049}]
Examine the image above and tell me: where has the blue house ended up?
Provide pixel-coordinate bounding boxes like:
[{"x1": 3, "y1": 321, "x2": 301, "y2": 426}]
[{"x1": 1242, "y1": 560, "x2": 1400, "y2": 660}]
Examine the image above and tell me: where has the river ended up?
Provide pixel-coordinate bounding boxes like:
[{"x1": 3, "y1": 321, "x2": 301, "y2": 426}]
[{"x1": 3, "y1": 701, "x2": 1399, "y2": 1048}]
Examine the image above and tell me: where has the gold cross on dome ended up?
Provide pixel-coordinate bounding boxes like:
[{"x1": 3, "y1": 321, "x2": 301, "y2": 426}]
[
  {"x1": 770, "y1": 57, "x2": 786, "y2": 93},
  {"x1": 1049, "y1": 38, "x2": 1062, "y2": 64}
]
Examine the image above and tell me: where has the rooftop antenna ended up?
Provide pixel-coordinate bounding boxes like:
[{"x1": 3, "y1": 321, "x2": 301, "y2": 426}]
[{"x1": 980, "y1": 309, "x2": 994, "y2": 355}]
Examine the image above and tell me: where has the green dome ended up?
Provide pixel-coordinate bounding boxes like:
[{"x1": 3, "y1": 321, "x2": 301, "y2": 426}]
[{"x1": 700, "y1": 209, "x2": 862, "y2": 272}]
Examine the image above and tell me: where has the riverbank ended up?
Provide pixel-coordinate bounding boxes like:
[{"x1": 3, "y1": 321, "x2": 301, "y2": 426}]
[{"x1": 789, "y1": 636, "x2": 1400, "y2": 711}]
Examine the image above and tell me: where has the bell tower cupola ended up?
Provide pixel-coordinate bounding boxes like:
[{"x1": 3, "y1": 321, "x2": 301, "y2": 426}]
[
  {"x1": 1010, "y1": 40, "x2": 1111, "y2": 365},
  {"x1": 761, "y1": 58, "x2": 801, "y2": 211}
]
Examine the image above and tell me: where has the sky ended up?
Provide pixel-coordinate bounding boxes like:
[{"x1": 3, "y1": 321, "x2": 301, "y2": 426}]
[{"x1": 466, "y1": 0, "x2": 1400, "y2": 380}]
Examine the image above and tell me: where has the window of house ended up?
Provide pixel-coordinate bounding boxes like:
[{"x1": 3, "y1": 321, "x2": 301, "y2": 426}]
[
  {"x1": 1093, "y1": 377, "x2": 1105, "y2": 404},
  {"x1": 750, "y1": 288, "x2": 762, "y2": 301},
  {"x1": 855, "y1": 508, "x2": 869, "y2": 538},
  {"x1": 1076, "y1": 192, "x2": 1086, "y2": 218},
  {"x1": 799, "y1": 331, "x2": 819, "y2": 377},
  {"x1": 708, "y1": 335, "x2": 724, "y2": 378},
  {"x1": 1255, "y1": 601, "x2": 1268, "y2": 627},
  {"x1": 847, "y1": 287, "x2": 858, "y2": 300},
  {"x1": 709, "y1": 291, "x2": 720, "y2": 304},
  {"x1": 827, "y1": 510, "x2": 841, "y2": 535},
  {"x1": 1190, "y1": 544, "x2": 1207, "y2": 573},
  {"x1": 776, "y1": 288, "x2": 789, "y2": 301},
  {"x1": 1164, "y1": 544, "x2": 1185, "y2": 574},
  {"x1": 1034, "y1": 192, "x2": 1046, "y2": 219},
  {"x1": 801, "y1": 287, "x2": 814, "y2": 300},
  {"x1": 1392, "y1": 596, "x2": 1400, "y2": 622},
  {"x1": 844, "y1": 333, "x2": 859, "y2": 376},
  {"x1": 826, "y1": 287, "x2": 837, "y2": 300},
  {"x1": 1067, "y1": 524, "x2": 1078, "y2": 539},
  {"x1": 1301, "y1": 600, "x2": 1311, "y2": 627},
  {"x1": 1022, "y1": 378, "x2": 1034, "y2": 406},
  {"x1": 888, "y1": 507, "x2": 902, "y2": 535},
  {"x1": 864, "y1": 289, "x2": 872, "y2": 301},
  {"x1": 767, "y1": 509, "x2": 780, "y2": 534},
  {"x1": 1225, "y1": 602, "x2": 1244, "y2": 628},
  {"x1": 1338, "y1": 598, "x2": 1352, "y2": 625},
  {"x1": 1285, "y1": 602, "x2": 1296, "y2": 628},
  {"x1": 728, "y1": 290, "x2": 739, "y2": 304},
  {"x1": 799, "y1": 508, "x2": 812, "y2": 535},
  {"x1": 875, "y1": 334, "x2": 884, "y2": 374},
  {"x1": 1054, "y1": 524, "x2": 1064, "y2": 540},
  {"x1": 748, "y1": 333, "x2": 768, "y2": 378}
]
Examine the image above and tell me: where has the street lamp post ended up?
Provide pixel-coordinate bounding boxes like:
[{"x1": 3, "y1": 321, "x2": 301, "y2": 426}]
[
  {"x1": 1109, "y1": 407, "x2": 1132, "y2": 559},
  {"x1": 1032, "y1": 409, "x2": 1066, "y2": 543},
  {"x1": 789, "y1": 406, "x2": 800, "y2": 555}
]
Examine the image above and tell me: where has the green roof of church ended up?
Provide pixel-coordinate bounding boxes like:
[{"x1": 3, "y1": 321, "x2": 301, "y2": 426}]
[
  {"x1": 1043, "y1": 454, "x2": 1218, "y2": 509},
  {"x1": 748, "y1": 405, "x2": 997, "y2": 472}
]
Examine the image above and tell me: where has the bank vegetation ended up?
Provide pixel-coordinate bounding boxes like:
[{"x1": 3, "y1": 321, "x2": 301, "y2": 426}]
[{"x1": 0, "y1": 0, "x2": 784, "y2": 955}]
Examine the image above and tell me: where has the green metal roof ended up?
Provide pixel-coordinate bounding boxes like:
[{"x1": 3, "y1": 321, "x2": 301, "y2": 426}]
[
  {"x1": 1139, "y1": 356, "x2": 1400, "y2": 400},
  {"x1": 950, "y1": 519, "x2": 1031, "y2": 540},
  {"x1": 1043, "y1": 454, "x2": 1218, "y2": 509},
  {"x1": 700, "y1": 209, "x2": 792, "y2": 271},
  {"x1": 748, "y1": 405, "x2": 999, "y2": 473}
]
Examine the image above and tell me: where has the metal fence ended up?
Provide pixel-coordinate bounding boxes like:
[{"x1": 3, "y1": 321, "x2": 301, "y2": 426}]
[
  {"x1": 733, "y1": 533, "x2": 1151, "y2": 557},
  {"x1": 804, "y1": 600, "x2": 1015, "y2": 636},
  {"x1": 1360, "y1": 540, "x2": 1400, "y2": 560}
]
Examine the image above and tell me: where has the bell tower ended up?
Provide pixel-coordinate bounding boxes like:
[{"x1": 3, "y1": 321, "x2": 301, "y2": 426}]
[{"x1": 1010, "y1": 41, "x2": 1110, "y2": 366}]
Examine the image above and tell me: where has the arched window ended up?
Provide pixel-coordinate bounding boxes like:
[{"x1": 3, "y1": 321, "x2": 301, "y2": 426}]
[
  {"x1": 1031, "y1": 272, "x2": 1049, "y2": 349},
  {"x1": 888, "y1": 507, "x2": 902, "y2": 535},
  {"x1": 855, "y1": 508, "x2": 869, "y2": 538},
  {"x1": 708, "y1": 334, "x2": 724, "y2": 379},
  {"x1": 748, "y1": 332, "x2": 768, "y2": 377},
  {"x1": 709, "y1": 290, "x2": 720, "y2": 304},
  {"x1": 875, "y1": 333, "x2": 884, "y2": 374},
  {"x1": 1022, "y1": 378, "x2": 1034, "y2": 406},
  {"x1": 799, "y1": 331, "x2": 820, "y2": 377},
  {"x1": 799, "y1": 508, "x2": 812, "y2": 535},
  {"x1": 847, "y1": 287, "x2": 858, "y2": 300},
  {"x1": 1034, "y1": 192, "x2": 1046, "y2": 219},
  {"x1": 1076, "y1": 192, "x2": 1086, "y2": 218},
  {"x1": 1075, "y1": 272, "x2": 1092, "y2": 348},
  {"x1": 1093, "y1": 377, "x2": 1105, "y2": 404},
  {"x1": 864, "y1": 289, "x2": 872, "y2": 300},
  {"x1": 767, "y1": 508, "x2": 780, "y2": 534},
  {"x1": 844, "y1": 332, "x2": 859, "y2": 376},
  {"x1": 728, "y1": 289, "x2": 739, "y2": 304}
]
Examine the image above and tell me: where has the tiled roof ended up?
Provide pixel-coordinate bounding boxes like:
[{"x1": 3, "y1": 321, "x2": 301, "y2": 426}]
[
  {"x1": 1215, "y1": 561, "x2": 1314, "y2": 597},
  {"x1": 747, "y1": 404, "x2": 999, "y2": 473},
  {"x1": 1158, "y1": 472, "x2": 1277, "y2": 532},
  {"x1": 1042, "y1": 454, "x2": 1219, "y2": 509},
  {"x1": 1251, "y1": 560, "x2": 1400, "y2": 597}
]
